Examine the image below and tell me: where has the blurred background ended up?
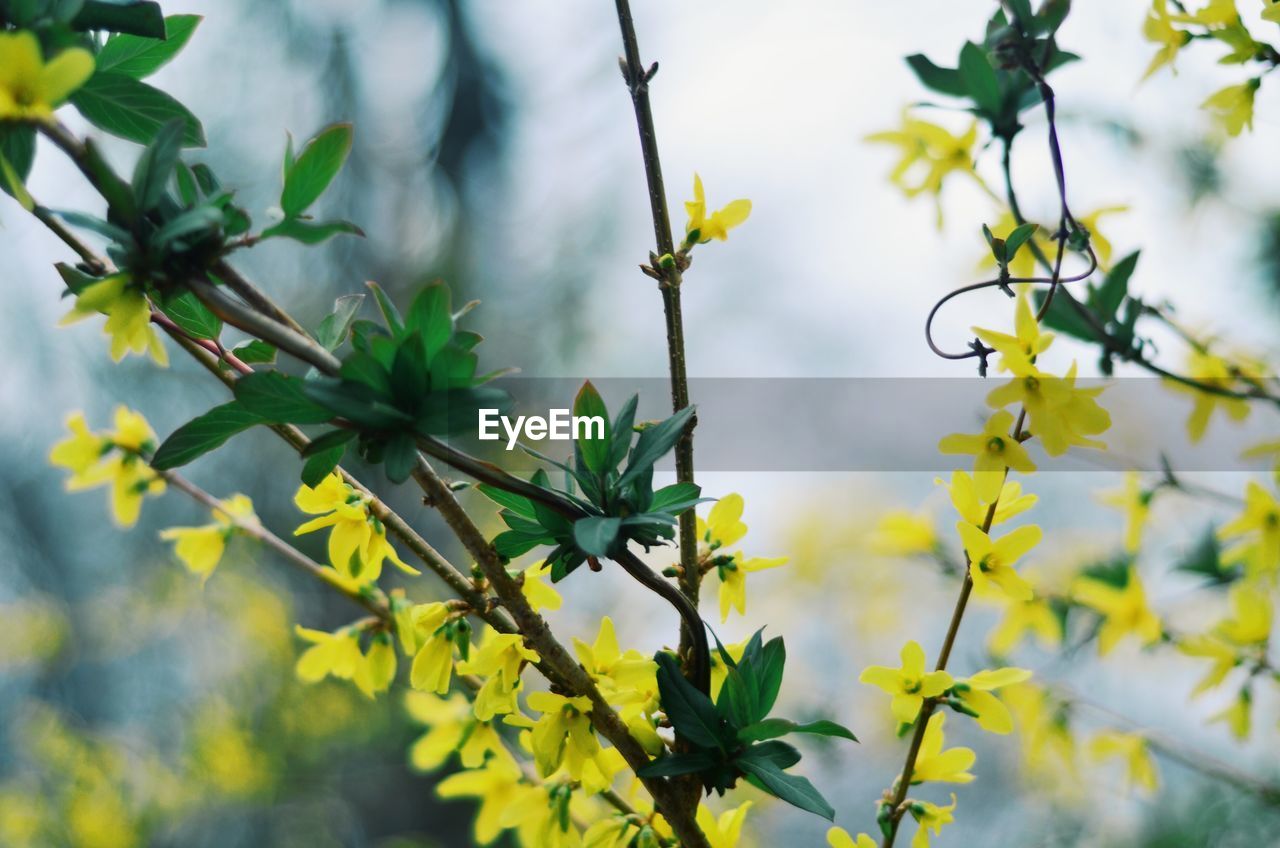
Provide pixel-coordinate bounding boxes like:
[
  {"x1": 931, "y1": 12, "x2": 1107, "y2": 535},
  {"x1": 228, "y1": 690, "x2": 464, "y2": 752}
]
[{"x1": 2, "y1": 0, "x2": 1280, "y2": 845}]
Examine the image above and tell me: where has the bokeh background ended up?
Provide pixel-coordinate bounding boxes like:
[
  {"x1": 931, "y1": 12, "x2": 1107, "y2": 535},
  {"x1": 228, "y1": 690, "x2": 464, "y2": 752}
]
[{"x1": 3, "y1": 0, "x2": 1280, "y2": 846}]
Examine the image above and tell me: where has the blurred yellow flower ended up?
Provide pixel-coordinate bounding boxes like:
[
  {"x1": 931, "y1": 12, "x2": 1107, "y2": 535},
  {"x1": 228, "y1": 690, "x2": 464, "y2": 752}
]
[
  {"x1": 951, "y1": 667, "x2": 1033, "y2": 734},
  {"x1": 405, "y1": 691, "x2": 515, "y2": 771},
  {"x1": 870, "y1": 510, "x2": 937, "y2": 556},
  {"x1": 1171, "y1": 349, "x2": 1251, "y2": 442},
  {"x1": 60, "y1": 275, "x2": 169, "y2": 366},
  {"x1": 294, "y1": 624, "x2": 362, "y2": 683},
  {"x1": 1090, "y1": 731, "x2": 1159, "y2": 793},
  {"x1": 695, "y1": 801, "x2": 752, "y2": 848},
  {"x1": 0, "y1": 31, "x2": 94, "y2": 121},
  {"x1": 828, "y1": 828, "x2": 877, "y2": 848},
  {"x1": 1072, "y1": 567, "x2": 1162, "y2": 655},
  {"x1": 867, "y1": 111, "x2": 985, "y2": 227},
  {"x1": 1097, "y1": 472, "x2": 1150, "y2": 554},
  {"x1": 988, "y1": 595, "x2": 1062, "y2": 655},
  {"x1": 49, "y1": 407, "x2": 166, "y2": 527},
  {"x1": 1210, "y1": 688, "x2": 1251, "y2": 739},
  {"x1": 1142, "y1": 0, "x2": 1193, "y2": 78},
  {"x1": 1202, "y1": 80, "x2": 1258, "y2": 136},
  {"x1": 1217, "y1": 482, "x2": 1280, "y2": 580}
]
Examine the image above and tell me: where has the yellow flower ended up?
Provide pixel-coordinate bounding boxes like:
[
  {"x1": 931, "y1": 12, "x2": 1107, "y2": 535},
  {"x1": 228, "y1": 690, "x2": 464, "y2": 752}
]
[
  {"x1": 0, "y1": 31, "x2": 94, "y2": 121},
  {"x1": 294, "y1": 473, "x2": 417, "y2": 583},
  {"x1": 458, "y1": 629, "x2": 540, "y2": 692},
  {"x1": 698, "y1": 493, "x2": 748, "y2": 549},
  {"x1": 695, "y1": 801, "x2": 752, "y2": 848},
  {"x1": 683, "y1": 173, "x2": 751, "y2": 246},
  {"x1": 860, "y1": 640, "x2": 954, "y2": 724},
  {"x1": 828, "y1": 828, "x2": 877, "y2": 848},
  {"x1": 60, "y1": 275, "x2": 169, "y2": 365},
  {"x1": 937, "y1": 470, "x2": 1037, "y2": 529},
  {"x1": 409, "y1": 602, "x2": 458, "y2": 695},
  {"x1": 1074, "y1": 206, "x2": 1129, "y2": 271},
  {"x1": 1072, "y1": 567, "x2": 1162, "y2": 655},
  {"x1": 435, "y1": 757, "x2": 529, "y2": 845},
  {"x1": 985, "y1": 361, "x2": 1110, "y2": 457},
  {"x1": 1215, "y1": 582, "x2": 1272, "y2": 644},
  {"x1": 866, "y1": 111, "x2": 985, "y2": 227},
  {"x1": 957, "y1": 522, "x2": 1040, "y2": 602},
  {"x1": 1210, "y1": 688, "x2": 1251, "y2": 739},
  {"x1": 910, "y1": 713, "x2": 975, "y2": 784},
  {"x1": 908, "y1": 793, "x2": 957, "y2": 848},
  {"x1": 1171, "y1": 349, "x2": 1251, "y2": 442},
  {"x1": 938, "y1": 410, "x2": 1037, "y2": 502},
  {"x1": 404, "y1": 691, "x2": 515, "y2": 772},
  {"x1": 354, "y1": 633, "x2": 397, "y2": 698},
  {"x1": 573, "y1": 617, "x2": 660, "y2": 752},
  {"x1": 870, "y1": 510, "x2": 938, "y2": 556},
  {"x1": 159, "y1": 494, "x2": 256, "y2": 581},
  {"x1": 1265, "y1": 0, "x2": 1280, "y2": 23},
  {"x1": 988, "y1": 595, "x2": 1062, "y2": 655},
  {"x1": 1177, "y1": 633, "x2": 1240, "y2": 695},
  {"x1": 951, "y1": 667, "x2": 1032, "y2": 734},
  {"x1": 521, "y1": 560, "x2": 562, "y2": 613},
  {"x1": 715, "y1": 552, "x2": 788, "y2": 622},
  {"x1": 520, "y1": 691, "x2": 603, "y2": 780},
  {"x1": 1142, "y1": 0, "x2": 1193, "y2": 78},
  {"x1": 973, "y1": 289, "x2": 1054, "y2": 372},
  {"x1": 1202, "y1": 80, "x2": 1259, "y2": 136},
  {"x1": 1004, "y1": 683, "x2": 1077, "y2": 780},
  {"x1": 1217, "y1": 482, "x2": 1280, "y2": 580},
  {"x1": 1089, "y1": 731, "x2": 1159, "y2": 793},
  {"x1": 293, "y1": 624, "x2": 362, "y2": 683},
  {"x1": 1097, "y1": 472, "x2": 1150, "y2": 554},
  {"x1": 49, "y1": 407, "x2": 165, "y2": 527}
]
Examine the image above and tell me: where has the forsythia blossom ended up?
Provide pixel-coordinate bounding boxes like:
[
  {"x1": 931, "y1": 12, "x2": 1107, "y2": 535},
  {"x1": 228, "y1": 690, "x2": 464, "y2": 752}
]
[
  {"x1": 1089, "y1": 731, "x2": 1159, "y2": 793},
  {"x1": 1072, "y1": 566, "x2": 1162, "y2": 655},
  {"x1": 938, "y1": 410, "x2": 1036, "y2": 502},
  {"x1": 949, "y1": 667, "x2": 1032, "y2": 734},
  {"x1": 910, "y1": 714, "x2": 975, "y2": 784},
  {"x1": 294, "y1": 473, "x2": 418, "y2": 584},
  {"x1": 160, "y1": 494, "x2": 257, "y2": 580},
  {"x1": 1098, "y1": 472, "x2": 1150, "y2": 554},
  {"x1": 697, "y1": 494, "x2": 789, "y2": 622},
  {"x1": 859, "y1": 640, "x2": 954, "y2": 724},
  {"x1": 60, "y1": 275, "x2": 169, "y2": 366},
  {"x1": 957, "y1": 523, "x2": 1041, "y2": 602},
  {"x1": 866, "y1": 110, "x2": 985, "y2": 227},
  {"x1": 49, "y1": 408, "x2": 166, "y2": 527},
  {"x1": 1217, "y1": 481, "x2": 1280, "y2": 580},
  {"x1": 0, "y1": 31, "x2": 94, "y2": 121},
  {"x1": 683, "y1": 173, "x2": 751, "y2": 246}
]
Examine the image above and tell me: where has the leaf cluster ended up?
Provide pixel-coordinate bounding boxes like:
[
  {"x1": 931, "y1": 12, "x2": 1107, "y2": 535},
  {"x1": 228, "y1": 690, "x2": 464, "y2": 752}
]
[
  {"x1": 638, "y1": 631, "x2": 856, "y2": 821},
  {"x1": 478, "y1": 383, "x2": 704, "y2": 581}
]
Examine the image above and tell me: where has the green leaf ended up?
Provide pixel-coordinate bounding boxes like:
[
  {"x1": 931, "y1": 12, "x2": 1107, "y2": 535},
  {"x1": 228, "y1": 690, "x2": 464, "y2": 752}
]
[
  {"x1": 366, "y1": 281, "x2": 405, "y2": 336},
  {"x1": 1176, "y1": 525, "x2": 1239, "y2": 585},
  {"x1": 494, "y1": 529, "x2": 552, "y2": 559},
  {"x1": 301, "y1": 442, "x2": 347, "y2": 487},
  {"x1": 72, "y1": 0, "x2": 165, "y2": 37},
  {"x1": 1004, "y1": 223, "x2": 1038, "y2": 265},
  {"x1": 150, "y1": 401, "x2": 264, "y2": 469},
  {"x1": 96, "y1": 14, "x2": 201, "y2": 77},
  {"x1": 1034, "y1": 288, "x2": 1099, "y2": 342},
  {"x1": 0, "y1": 126, "x2": 35, "y2": 202},
  {"x1": 0, "y1": 146, "x2": 34, "y2": 211},
  {"x1": 131, "y1": 118, "x2": 184, "y2": 210},
  {"x1": 405, "y1": 281, "x2": 453, "y2": 362},
  {"x1": 905, "y1": 54, "x2": 967, "y2": 97},
  {"x1": 476, "y1": 484, "x2": 538, "y2": 520},
  {"x1": 152, "y1": 205, "x2": 221, "y2": 247},
  {"x1": 382, "y1": 432, "x2": 418, "y2": 483},
  {"x1": 316, "y1": 294, "x2": 365, "y2": 351},
  {"x1": 280, "y1": 124, "x2": 353, "y2": 218},
  {"x1": 303, "y1": 379, "x2": 414, "y2": 430},
  {"x1": 233, "y1": 372, "x2": 334, "y2": 424},
  {"x1": 754, "y1": 636, "x2": 786, "y2": 720},
  {"x1": 718, "y1": 667, "x2": 761, "y2": 731},
  {"x1": 572, "y1": 515, "x2": 621, "y2": 557},
  {"x1": 958, "y1": 42, "x2": 1002, "y2": 115},
  {"x1": 573, "y1": 381, "x2": 611, "y2": 476},
  {"x1": 607, "y1": 394, "x2": 639, "y2": 471},
  {"x1": 736, "y1": 756, "x2": 834, "y2": 821},
  {"x1": 618, "y1": 405, "x2": 695, "y2": 488},
  {"x1": 738, "y1": 718, "x2": 858, "y2": 744},
  {"x1": 649, "y1": 482, "x2": 706, "y2": 515},
  {"x1": 159, "y1": 290, "x2": 220, "y2": 340},
  {"x1": 231, "y1": 340, "x2": 276, "y2": 364},
  {"x1": 1092, "y1": 250, "x2": 1139, "y2": 322},
  {"x1": 655, "y1": 652, "x2": 730, "y2": 751},
  {"x1": 259, "y1": 217, "x2": 363, "y2": 245},
  {"x1": 72, "y1": 72, "x2": 205, "y2": 147},
  {"x1": 635, "y1": 751, "x2": 718, "y2": 778}
]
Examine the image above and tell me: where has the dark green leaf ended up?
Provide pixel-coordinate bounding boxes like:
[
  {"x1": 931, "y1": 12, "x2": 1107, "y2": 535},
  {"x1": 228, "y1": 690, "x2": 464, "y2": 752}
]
[
  {"x1": 636, "y1": 751, "x2": 718, "y2": 778},
  {"x1": 159, "y1": 290, "x2": 220, "y2": 340},
  {"x1": 383, "y1": 432, "x2": 417, "y2": 483},
  {"x1": 405, "y1": 281, "x2": 453, "y2": 362},
  {"x1": 96, "y1": 14, "x2": 201, "y2": 77},
  {"x1": 649, "y1": 482, "x2": 706, "y2": 515},
  {"x1": 280, "y1": 124, "x2": 353, "y2": 218},
  {"x1": 736, "y1": 757, "x2": 834, "y2": 821},
  {"x1": 231, "y1": 340, "x2": 276, "y2": 364},
  {"x1": 71, "y1": 72, "x2": 205, "y2": 147},
  {"x1": 1092, "y1": 250, "x2": 1139, "y2": 322},
  {"x1": 958, "y1": 42, "x2": 1002, "y2": 115},
  {"x1": 152, "y1": 205, "x2": 221, "y2": 247},
  {"x1": 655, "y1": 652, "x2": 729, "y2": 751},
  {"x1": 0, "y1": 126, "x2": 35, "y2": 200},
  {"x1": 259, "y1": 217, "x2": 363, "y2": 245},
  {"x1": 607, "y1": 394, "x2": 639, "y2": 471},
  {"x1": 618, "y1": 405, "x2": 695, "y2": 488},
  {"x1": 366, "y1": 281, "x2": 405, "y2": 336},
  {"x1": 573, "y1": 381, "x2": 611, "y2": 475},
  {"x1": 302, "y1": 379, "x2": 414, "y2": 429},
  {"x1": 53, "y1": 209, "x2": 132, "y2": 243},
  {"x1": 755, "y1": 637, "x2": 786, "y2": 719},
  {"x1": 572, "y1": 515, "x2": 621, "y2": 557},
  {"x1": 494, "y1": 529, "x2": 552, "y2": 559},
  {"x1": 905, "y1": 54, "x2": 967, "y2": 97},
  {"x1": 131, "y1": 118, "x2": 185, "y2": 210},
  {"x1": 737, "y1": 740, "x2": 802, "y2": 770},
  {"x1": 315, "y1": 294, "x2": 364, "y2": 351},
  {"x1": 151, "y1": 401, "x2": 264, "y2": 469},
  {"x1": 301, "y1": 442, "x2": 346, "y2": 487},
  {"x1": 1004, "y1": 223, "x2": 1038, "y2": 265},
  {"x1": 233, "y1": 372, "x2": 333, "y2": 424},
  {"x1": 476, "y1": 484, "x2": 538, "y2": 520},
  {"x1": 738, "y1": 718, "x2": 858, "y2": 744},
  {"x1": 73, "y1": 0, "x2": 165, "y2": 37},
  {"x1": 1034, "y1": 288, "x2": 1100, "y2": 342}
]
